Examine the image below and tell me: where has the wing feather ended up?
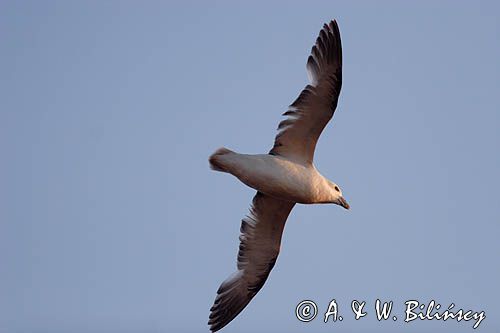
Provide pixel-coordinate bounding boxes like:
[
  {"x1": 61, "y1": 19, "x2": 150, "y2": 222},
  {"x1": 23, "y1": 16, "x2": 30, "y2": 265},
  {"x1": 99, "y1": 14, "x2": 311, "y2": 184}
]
[
  {"x1": 270, "y1": 20, "x2": 343, "y2": 164},
  {"x1": 208, "y1": 193, "x2": 295, "y2": 332}
]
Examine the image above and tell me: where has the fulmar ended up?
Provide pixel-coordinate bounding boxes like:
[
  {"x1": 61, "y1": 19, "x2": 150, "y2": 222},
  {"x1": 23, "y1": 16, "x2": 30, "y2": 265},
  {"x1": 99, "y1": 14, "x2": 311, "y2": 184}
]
[{"x1": 208, "y1": 20, "x2": 348, "y2": 332}]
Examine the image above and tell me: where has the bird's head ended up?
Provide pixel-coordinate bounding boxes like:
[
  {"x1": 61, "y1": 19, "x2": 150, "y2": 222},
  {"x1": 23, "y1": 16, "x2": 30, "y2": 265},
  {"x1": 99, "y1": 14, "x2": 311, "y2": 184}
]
[{"x1": 326, "y1": 181, "x2": 350, "y2": 209}]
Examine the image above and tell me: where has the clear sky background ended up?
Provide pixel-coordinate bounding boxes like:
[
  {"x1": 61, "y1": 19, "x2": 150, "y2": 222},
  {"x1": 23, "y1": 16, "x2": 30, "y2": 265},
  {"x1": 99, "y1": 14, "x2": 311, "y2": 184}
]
[{"x1": 1, "y1": 1, "x2": 499, "y2": 332}]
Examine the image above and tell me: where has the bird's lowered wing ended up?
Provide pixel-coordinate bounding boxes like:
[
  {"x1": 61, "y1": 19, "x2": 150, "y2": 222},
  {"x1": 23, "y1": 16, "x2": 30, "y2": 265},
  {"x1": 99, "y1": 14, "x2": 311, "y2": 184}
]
[
  {"x1": 208, "y1": 192, "x2": 295, "y2": 332},
  {"x1": 270, "y1": 20, "x2": 343, "y2": 164}
]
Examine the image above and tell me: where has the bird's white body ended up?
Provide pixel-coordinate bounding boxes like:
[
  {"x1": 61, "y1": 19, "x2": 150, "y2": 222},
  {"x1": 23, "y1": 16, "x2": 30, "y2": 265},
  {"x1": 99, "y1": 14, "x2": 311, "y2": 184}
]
[
  {"x1": 212, "y1": 150, "x2": 331, "y2": 204},
  {"x1": 208, "y1": 20, "x2": 347, "y2": 332}
]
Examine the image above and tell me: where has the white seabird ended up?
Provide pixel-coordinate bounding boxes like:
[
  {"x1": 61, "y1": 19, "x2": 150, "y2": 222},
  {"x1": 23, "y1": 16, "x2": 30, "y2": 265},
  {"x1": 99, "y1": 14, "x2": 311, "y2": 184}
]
[{"x1": 208, "y1": 20, "x2": 348, "y2": 332}]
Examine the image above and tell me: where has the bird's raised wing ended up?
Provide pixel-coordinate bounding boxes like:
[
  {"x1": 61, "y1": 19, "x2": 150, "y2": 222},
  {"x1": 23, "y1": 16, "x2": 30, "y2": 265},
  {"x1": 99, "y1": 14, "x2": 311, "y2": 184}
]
[
  {"x1": 208, "y1": 192, "x2": 295, "y2": 332},
  {"x1": 270, "y1": 20, "x2": 342, "y2": 164}
]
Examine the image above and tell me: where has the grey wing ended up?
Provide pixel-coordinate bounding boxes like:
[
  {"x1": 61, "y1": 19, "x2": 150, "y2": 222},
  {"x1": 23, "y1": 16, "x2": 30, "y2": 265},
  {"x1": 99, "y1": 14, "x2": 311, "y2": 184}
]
[
  {"x1": 208, "y1": 192, "x2": 295, "y2": 332},
  {"x1": 270, "y1": 20, "x2": 343, "y2": 164}
]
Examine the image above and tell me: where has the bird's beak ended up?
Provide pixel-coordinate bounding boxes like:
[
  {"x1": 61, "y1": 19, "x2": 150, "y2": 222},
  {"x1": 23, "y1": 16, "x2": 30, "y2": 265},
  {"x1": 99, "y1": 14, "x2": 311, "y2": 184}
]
[{"x1": 337, "y1": 196, "x2": 350, "y2": 210}]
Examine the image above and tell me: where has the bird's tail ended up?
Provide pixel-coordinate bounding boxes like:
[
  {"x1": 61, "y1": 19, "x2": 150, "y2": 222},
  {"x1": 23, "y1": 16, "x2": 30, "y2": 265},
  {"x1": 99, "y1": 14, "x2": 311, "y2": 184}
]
[{"x1": 209, "y1": 147, "x2": 234, "y2": 172}]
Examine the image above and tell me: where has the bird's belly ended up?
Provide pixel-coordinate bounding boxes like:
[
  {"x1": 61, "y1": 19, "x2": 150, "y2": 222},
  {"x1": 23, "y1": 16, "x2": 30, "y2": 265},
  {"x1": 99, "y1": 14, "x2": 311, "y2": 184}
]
[{"x1": 228, "y1": 154, "x2": 316, "y2": 203}]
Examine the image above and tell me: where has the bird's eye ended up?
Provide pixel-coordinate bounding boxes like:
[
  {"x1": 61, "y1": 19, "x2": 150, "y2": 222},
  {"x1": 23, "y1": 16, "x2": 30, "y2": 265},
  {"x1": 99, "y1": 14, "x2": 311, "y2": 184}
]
[{"x1": 334, "y1": 186, "x2": 340, "y2": 192}]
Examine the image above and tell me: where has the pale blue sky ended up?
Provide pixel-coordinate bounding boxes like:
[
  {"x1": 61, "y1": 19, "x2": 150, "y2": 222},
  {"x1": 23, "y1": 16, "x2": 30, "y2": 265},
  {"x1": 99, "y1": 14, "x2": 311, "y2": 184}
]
[{"x1": 1, "y1": 1, "x2": 499, "y2": 332}]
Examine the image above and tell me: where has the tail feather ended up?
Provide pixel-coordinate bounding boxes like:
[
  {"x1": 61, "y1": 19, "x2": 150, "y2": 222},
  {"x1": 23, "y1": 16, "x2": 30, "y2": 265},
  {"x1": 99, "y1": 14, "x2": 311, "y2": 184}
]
[{"x1": 209, "y1": 147, "x2": 234, "y2": 172}]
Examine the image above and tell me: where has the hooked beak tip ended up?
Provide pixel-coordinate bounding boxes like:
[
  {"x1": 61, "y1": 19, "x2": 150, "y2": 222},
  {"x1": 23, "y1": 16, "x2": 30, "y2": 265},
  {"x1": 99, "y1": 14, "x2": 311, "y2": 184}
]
[{"x1": 338, "y1": 197, "x2": 350, "y2": 210}]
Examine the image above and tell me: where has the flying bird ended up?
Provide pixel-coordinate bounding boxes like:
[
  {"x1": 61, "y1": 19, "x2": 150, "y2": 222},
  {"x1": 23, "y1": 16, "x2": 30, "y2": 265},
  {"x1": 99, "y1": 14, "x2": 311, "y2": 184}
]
[{"x1": 208, "y1": 20, "x2": 348, "y2": 332}]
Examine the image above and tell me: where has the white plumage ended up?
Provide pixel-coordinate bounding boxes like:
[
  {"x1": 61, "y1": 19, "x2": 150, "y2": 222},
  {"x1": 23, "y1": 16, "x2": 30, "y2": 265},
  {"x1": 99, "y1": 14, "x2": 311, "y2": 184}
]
[{"x1": 208, "y1": 20, "x2": 349, "y2": 332}]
